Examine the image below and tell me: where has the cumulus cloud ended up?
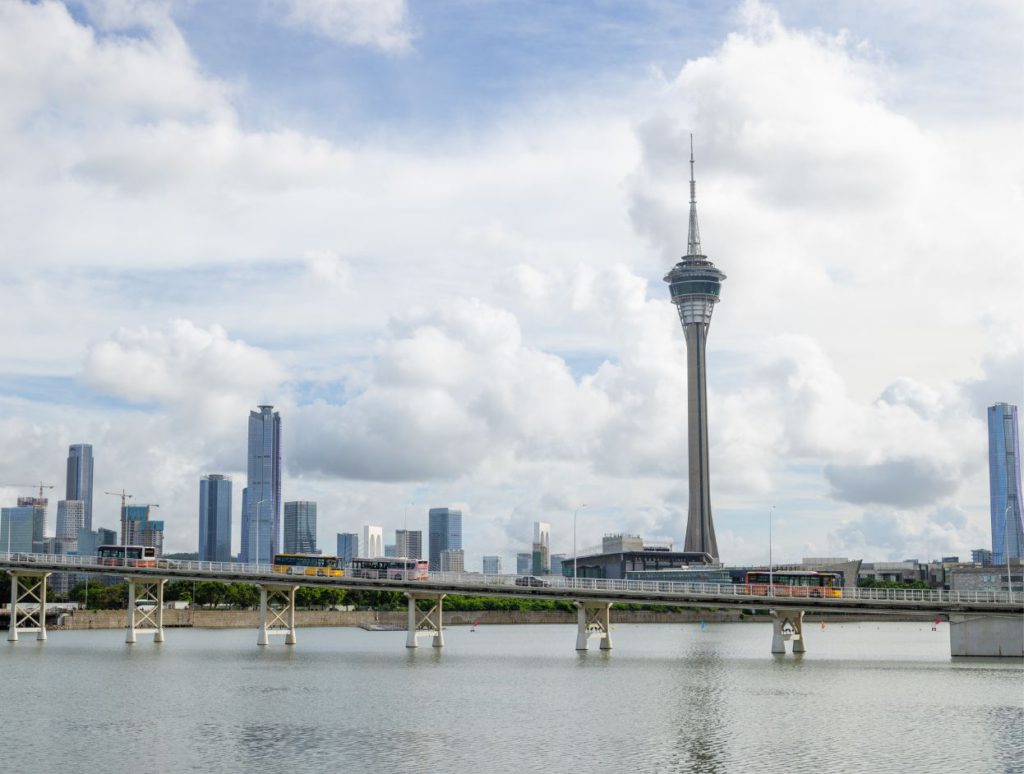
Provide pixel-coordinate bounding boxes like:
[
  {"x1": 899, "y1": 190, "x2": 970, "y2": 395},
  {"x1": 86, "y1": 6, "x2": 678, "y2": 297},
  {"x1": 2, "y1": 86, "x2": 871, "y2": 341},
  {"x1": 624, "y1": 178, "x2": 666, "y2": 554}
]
[
  {"x1": 828, "y1": 506, "x2": 978, "y2": 562},
  {"x1": 82, "y1": 319, "x2": 284, "y2": 423},
  {"x1": 272, "y1": 0, "x2": 412, "y2": 52},
  {"x1": 289, "y1": 299, "x2": 606, "y2": 481}
]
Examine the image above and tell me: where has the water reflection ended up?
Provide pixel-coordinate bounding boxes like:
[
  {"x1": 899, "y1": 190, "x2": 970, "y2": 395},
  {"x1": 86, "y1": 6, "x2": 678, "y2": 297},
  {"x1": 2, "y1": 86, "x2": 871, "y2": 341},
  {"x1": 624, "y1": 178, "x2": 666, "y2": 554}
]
[{"x1": 667, "y1": 635, "x2": 727, "y2": 773}]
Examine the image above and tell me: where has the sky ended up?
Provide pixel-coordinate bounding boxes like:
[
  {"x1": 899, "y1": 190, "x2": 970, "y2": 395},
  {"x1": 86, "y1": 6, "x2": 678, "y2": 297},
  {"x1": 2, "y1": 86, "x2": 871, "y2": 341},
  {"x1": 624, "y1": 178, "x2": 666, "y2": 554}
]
[{"x1": 0, "y1": 0, "x2": 1021, "y2": 569}]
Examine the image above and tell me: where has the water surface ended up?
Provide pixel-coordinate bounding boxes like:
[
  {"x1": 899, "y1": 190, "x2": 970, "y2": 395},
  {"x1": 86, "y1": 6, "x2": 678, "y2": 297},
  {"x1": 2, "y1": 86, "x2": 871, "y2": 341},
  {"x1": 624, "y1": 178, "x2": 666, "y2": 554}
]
[{"x1": 3, "y1": 621, "x2": 1021, "y2": 773}]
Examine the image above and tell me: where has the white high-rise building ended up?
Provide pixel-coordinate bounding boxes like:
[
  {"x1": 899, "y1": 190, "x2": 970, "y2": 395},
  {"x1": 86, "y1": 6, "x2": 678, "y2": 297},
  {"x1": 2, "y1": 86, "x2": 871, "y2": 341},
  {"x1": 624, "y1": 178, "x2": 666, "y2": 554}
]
[
  {"x1": 534, "y1": 521, "x2": 550, "y2": 548},
  {"x1": 440, "y1": 548, "x2": 464, "y2": 573},
  {"x1": 56, "y1": 500, "x2": 85, "y2": 552},
  {"x1": 361, "y1": 524, "x2": 383, "y2": 557}
]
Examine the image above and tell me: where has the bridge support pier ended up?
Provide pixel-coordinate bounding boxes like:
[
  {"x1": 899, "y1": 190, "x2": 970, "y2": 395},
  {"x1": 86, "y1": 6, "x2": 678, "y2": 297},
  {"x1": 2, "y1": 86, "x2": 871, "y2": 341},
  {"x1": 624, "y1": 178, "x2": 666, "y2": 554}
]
[
  {"x1": 949, "y1": 614, "x2": 1024, "y2": 657},
  {"x1": 7, "y1": 572, "x2": 50, "y2": 642},
  {"x1": 770, "y1": 609, "x2": 806, "y2": 655},
  {"x1": 125, "y1": 577, "x2": 166, "y2": 644},
  {"x1": 257, "y1": 585, "x2": 298, "y2": 646},
  {"x1": 575, "y1": 601, "x2": 613, "y2": 651},
  {"x1": 406, "y1": 593, "x2": 445, "y2": 648}
]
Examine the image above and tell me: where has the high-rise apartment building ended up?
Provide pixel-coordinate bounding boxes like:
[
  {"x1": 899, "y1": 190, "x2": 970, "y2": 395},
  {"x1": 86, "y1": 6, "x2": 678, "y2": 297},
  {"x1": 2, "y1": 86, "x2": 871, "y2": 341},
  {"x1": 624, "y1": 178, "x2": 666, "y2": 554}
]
[
  {"x1": 663, "y1": 139, "x2": 725, "y2": 562},
  {"x1": 337, "y1": 533, "x2": 359, "y2": 565},
  {"x1": 1, "y1": 507, "x2": 34, "y2": 553},
  {"x1": 55, "y1": 500, "x2": 85, "y2": 553},
  {"x1": 440, "y1": 548, "x2": 464, "y2": 573},
  {"x1": 284, "y1": 501, "x2": 317, "y2": 554},
  {"x1": 971, "y1": 548, "x2": 993, "y2": 566},
  {"x1": 362, "y1": 524, "x2": 383, "y2": 557},
  {"x1": 66, "y1": 444, "x2": 94, "y2": 531},
  {"x1": 428, "y1": 507, "x2": 462, "y2": 571},
  {"x1": 532, "y1": 521, "x2": 551, "y2": 575},
  {"x1": 17, "y1": 497, "x2": 47, "y2": 553},
  {"x1": 395, "y1": 529, "x2": 422, "y2": 559},
  {"x1": 989, "y1": 403, "x2": 1024, "y2": 563},
  {"x1": 516, "y1": 552, "x2": 532, "y2": 575},
  {"x1": 482, "y1": 555, "x2": 501, "y2": 575},
  {"x1": 122, "y1": 504, "x2": 164, "y2": 556},
  {"x1": 199, "y1": 475, "x2": 233, "y2": 562},
  {"x1": 241, "y1": 405, "x2": 281, "y2": 564}
]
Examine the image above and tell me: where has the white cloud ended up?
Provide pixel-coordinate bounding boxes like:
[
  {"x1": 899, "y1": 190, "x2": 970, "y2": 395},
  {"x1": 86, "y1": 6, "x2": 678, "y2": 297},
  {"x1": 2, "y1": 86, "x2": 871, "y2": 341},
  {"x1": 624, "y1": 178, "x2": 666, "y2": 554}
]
[
  {"x1": 272, "y1": 0, "x2": 412, "y2": 52},
  {"x1": 0, "y1": 1, "x2": 1019, "y2": 567},
  {"x1": 82, "y1": 319, "x2": 285, "y2": 425}
]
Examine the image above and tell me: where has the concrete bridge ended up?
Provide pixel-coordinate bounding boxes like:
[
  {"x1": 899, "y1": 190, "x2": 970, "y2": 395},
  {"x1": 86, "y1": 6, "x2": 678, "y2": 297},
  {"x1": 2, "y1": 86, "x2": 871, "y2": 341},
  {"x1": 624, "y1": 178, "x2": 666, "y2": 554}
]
[{"x1": 3, "y1": 552, "x2": 1021, "y2": 657}]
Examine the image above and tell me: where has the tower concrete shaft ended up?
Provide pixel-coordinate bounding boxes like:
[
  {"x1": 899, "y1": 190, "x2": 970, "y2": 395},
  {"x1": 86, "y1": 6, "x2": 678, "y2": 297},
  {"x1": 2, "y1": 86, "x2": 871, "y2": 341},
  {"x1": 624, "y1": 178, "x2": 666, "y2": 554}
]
[
  {"x1": 664, "y1": 136, "x2": 725, "y2": 561},
  {"x1": 683, "y1": 322, "x2": 717, "y2": 558}
]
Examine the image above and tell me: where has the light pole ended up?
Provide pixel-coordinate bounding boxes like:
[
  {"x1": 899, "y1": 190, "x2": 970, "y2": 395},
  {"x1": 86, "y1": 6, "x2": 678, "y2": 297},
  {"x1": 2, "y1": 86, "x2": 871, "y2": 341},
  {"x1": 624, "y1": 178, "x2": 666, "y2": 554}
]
[
  {"x1": 1006, "y1": 503, "x2": 1016, "y2": 601},
  {"x1": 769, "y1": 505, "x2": 776, "y2": 595},
  {"x1": 254, "y1": 498, "x2": 269, "y2": 568},
  {"x1": 573, "y1": 504, "x2": 587, "y2": 584}
]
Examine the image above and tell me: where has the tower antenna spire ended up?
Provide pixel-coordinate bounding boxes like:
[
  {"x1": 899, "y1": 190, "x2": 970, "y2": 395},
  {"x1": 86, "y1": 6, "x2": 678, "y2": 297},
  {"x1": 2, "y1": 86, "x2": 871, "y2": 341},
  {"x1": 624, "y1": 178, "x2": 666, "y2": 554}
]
[{"x1": 687, "y1": 134, "x2": 702, "y2": 257}]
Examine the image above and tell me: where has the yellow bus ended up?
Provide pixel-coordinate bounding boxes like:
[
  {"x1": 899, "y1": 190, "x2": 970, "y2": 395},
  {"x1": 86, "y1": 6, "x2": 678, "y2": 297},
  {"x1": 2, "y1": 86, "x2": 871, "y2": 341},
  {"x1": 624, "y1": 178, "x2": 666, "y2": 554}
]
[{"x1": 272, "y1": 554, "x2": 343, "y2": 577}]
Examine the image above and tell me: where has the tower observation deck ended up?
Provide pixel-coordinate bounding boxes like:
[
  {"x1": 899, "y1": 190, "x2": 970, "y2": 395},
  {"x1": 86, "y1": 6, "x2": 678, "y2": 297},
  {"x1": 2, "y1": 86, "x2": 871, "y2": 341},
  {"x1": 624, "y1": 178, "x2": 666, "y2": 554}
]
[{"x1": 663, "y1": 137, "x2": 726, "y2": 561}]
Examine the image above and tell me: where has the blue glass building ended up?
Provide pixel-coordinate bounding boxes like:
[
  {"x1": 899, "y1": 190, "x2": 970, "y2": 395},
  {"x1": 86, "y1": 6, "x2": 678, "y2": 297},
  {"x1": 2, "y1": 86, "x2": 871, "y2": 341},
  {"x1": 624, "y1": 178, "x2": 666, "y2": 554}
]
[
  {"x1": 241, "y1": 405, "x2": 281, "y2": 564},
  {"x1": 199, "y1": 474, "x2": 233, "y2": 562},
  {"x1": 428, "y1": 507, "x2": 462, "y2": 571},
  {"x1": 336, "y1": 533, "x2": 358, "y2": 566},
  {"x1": 988, "y1": 403, "x2": 1023, "y2": 563},
  {"x1": 284, "y1": 501, "x2": 317, "y2": 554},
  {"x1": 66, "y1": 444, "x2": 94, "y2": 532},
  {"x1": 1, "y1": 507, "x2": 34, "y2": 553}
]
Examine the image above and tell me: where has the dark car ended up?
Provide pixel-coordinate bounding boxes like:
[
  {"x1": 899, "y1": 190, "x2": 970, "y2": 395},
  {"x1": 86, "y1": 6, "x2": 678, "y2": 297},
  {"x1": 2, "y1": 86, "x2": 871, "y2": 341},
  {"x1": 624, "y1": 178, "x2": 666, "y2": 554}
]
[{"x1": 515, "y1": 575, "x2": 550, "y2": 587}]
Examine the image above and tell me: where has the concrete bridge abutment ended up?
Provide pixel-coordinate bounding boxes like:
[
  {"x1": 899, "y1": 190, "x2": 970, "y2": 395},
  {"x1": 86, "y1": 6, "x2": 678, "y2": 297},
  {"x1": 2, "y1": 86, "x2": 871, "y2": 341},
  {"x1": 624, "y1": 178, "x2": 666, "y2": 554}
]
[{"x1": 949, "y1": 614, "x2": 1024, "y2": 657}]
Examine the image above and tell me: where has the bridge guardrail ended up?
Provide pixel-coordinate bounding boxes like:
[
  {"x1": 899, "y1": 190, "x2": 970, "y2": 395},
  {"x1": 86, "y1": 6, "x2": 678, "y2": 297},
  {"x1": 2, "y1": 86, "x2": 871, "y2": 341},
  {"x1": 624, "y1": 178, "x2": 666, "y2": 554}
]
[{"x1": 1, "y1": 552, "x2": 1019, "y2": 606}]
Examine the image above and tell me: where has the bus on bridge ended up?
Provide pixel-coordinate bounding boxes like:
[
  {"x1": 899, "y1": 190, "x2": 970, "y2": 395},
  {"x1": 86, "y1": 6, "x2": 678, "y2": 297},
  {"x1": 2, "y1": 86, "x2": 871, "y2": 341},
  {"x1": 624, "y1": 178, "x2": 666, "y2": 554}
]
[
  {"x1": 272, "y1": 554, "x2": 343, "y2": 577},
  {"x1": 745, "y1": 570, "x2": 842, "y2": 598}
]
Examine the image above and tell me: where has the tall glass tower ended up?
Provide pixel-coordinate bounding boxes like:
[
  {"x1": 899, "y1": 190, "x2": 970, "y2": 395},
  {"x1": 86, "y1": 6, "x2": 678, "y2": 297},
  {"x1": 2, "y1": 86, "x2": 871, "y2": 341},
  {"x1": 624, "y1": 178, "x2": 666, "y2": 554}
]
[
  {"x1": 66, "y1": 444, "x2": 94, "y2": 532},
  {"x1": 199, "y1": 474, "x2": 233, "y2": 562},
  {"x1": 988, "y1": 403, "x2": 1023, "y2": 563},
  {"x1": 283, "y1": 501, "x2": 317, "y2": 554},
  {"x1": 663, "y1": 138, "x2": 725, "y2": 562},
  {"x1": 428, "y1": 507, "x2": 462, "y2": 571},
  {"x1": 242, "y1": 405, "x2": 281, "y2": 564}
]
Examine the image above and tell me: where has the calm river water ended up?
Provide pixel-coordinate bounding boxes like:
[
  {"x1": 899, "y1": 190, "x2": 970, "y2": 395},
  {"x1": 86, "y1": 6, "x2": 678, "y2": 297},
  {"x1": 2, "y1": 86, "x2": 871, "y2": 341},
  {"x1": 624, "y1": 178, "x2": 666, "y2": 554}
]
[{"x1": 2, "y1": 621, "x2": 1021, "y2": 773}]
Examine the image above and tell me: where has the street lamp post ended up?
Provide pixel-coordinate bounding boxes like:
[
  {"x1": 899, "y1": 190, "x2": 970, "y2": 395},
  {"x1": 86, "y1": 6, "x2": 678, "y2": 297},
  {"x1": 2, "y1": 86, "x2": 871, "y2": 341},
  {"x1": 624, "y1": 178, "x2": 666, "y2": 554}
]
[
  {"x1": 573, "y1": 504, "x2": 588, "y2": 584},
  {"x1": 254, "y1": 498, "x2": 269, "y2": 568},
  {"x1": 1006, "y1": 504, "x2": 1016, "y2": 601},
  {"x1": 769, "y1": 505, "x2": 776, "y2": 595}
]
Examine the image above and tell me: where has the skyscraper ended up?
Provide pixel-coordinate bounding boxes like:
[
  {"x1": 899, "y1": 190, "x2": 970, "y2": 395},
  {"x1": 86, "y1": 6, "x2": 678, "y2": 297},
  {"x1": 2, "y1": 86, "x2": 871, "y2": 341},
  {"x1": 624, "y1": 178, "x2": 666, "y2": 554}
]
[
  {"x1": 428, "y1": 507, "x2": 462, "y2": 571},
  {"x1": 199, "y1": 475, "x2": 233, "y2": 562},
  {"x1": 532, "y1": 521, "x2": 551, "y2": 575},
  {"x1": 663, "y1": 138, "x2": 725, "y2": 562},
  {"x1": 988, "y1": 403, "x2": 1023, "y2": 563},
  {"x1": 55, "y1": 500, "x2": 85, "y2": 553},
  {"x1": 122, "y1": 504, "x2": 164, "y2": 555},
  {"x1": 284, "y1": 501, "x2": 317, "y2": 554},
  {"x1": 1, "y1": 507, "x2": 34, "y2": 553},
  {"x1": 516, "y1": 552, "x2": 532, "y2": 575},
  {"x1": 66, "y1": 444, "x2": 94, "y2": 531},
  {"x1": 17, "y1": 497, "x2": 47, "y2": 553},
  {"x1": 336, "y1": 533, "x2": 358, "y2": 565},
  {"x1": 242, "y1": 405, "x2": 281, "y2": 564},
  {"x1": 395, "y1": 529, "x2": 422, "y2": 560},
  {"x1": 362, "y1": 524, "x2": 383, "y2": 557},
  {"x1": 482, "y1": 555, "x2": 502, "y2": 575},
  {"x1": 440, "y1": 548, "x2": 464, "y2": 573}
]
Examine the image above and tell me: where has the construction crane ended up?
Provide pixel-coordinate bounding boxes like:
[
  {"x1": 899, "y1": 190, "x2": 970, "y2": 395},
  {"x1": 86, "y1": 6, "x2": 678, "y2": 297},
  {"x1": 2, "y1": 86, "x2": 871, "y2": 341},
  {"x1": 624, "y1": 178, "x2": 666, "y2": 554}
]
[
  {"x1": 1, "y1": 482, "x2": 56, "y2": 501},
  {"x1": 104, "y1": 489, "x2": 133, "y2": 510}
]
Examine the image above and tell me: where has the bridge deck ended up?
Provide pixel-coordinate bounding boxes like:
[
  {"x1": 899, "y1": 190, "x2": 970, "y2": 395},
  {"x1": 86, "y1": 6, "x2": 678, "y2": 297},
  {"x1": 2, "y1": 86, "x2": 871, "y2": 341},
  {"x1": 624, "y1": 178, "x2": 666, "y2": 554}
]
[{"x1": 3, "y1": 553, "x2": 1021, "y2": 618}]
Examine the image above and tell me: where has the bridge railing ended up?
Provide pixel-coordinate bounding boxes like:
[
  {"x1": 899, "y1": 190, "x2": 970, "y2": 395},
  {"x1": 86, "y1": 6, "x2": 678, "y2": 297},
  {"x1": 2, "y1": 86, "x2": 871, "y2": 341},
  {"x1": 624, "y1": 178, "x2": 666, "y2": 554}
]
[{"x1": 0, "y1": 552, "x2": 1018, "y2": 606}]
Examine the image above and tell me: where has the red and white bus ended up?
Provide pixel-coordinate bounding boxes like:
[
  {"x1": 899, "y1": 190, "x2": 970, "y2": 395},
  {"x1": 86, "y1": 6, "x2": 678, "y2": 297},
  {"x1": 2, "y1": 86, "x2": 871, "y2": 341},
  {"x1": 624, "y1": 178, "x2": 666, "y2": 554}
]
[
  {"x1": 348, "y1": 558, "x2": 429, "y2": 581},
  {"x1": 96, "y1": 545, "x2": 157, "y2": 567}
]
